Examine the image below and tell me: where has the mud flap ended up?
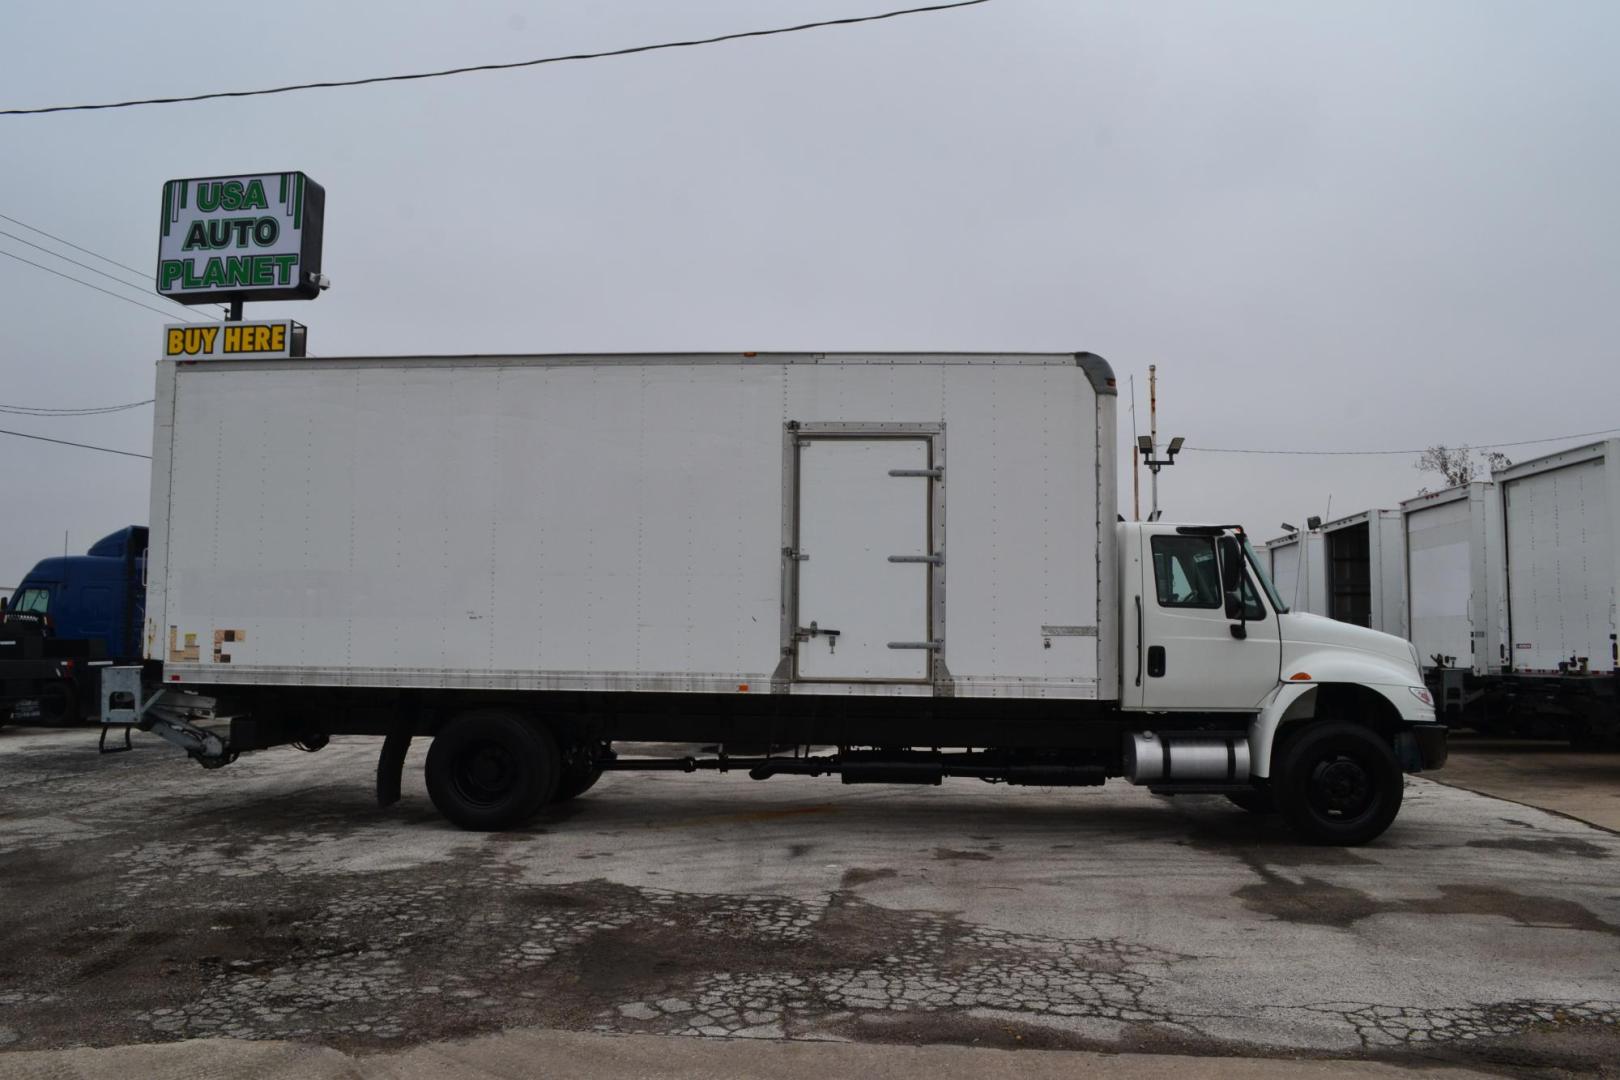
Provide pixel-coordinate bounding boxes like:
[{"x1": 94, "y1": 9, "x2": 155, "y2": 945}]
[{"x1": 376, "y1": 729, "x2": 413, "y2": 807}]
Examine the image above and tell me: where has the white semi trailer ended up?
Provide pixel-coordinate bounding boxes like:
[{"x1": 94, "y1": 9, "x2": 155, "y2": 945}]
[
  {"x1": 1321, "y1": 509, "x2": 1408, "y2": 639},
  {"x1": 105, "y1": 351, "x2": 1443, "y2": 844},
  {"x1": 1400, "y1": 483, "x2": 1506, "y2": 725},
  {"x1": 1404, "y1": 443, "x2": 1619, "y2": 744}
]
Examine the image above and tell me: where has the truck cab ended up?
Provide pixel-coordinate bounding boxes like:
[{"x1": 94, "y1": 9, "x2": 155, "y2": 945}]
[
  {"x1": 1119, "y1": 522, "x2": 1444, "y2": 842},
  {"x1": 1, "y1": 526, "x2": 147, "y2": 724}
]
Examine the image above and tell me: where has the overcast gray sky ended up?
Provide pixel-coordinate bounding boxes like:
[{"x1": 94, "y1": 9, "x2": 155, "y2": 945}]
[{"x1": 3, "y1": 0, "x2": 1618, "y2": 590}]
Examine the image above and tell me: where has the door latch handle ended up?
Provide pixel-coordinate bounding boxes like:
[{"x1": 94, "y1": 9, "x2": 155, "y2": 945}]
[
  {"x1": 795, "y1": 622, "x2": 841, "y2": 651},
  {"x1": 1147, "y1": 645, "x2": 1166, "y2": 678}
]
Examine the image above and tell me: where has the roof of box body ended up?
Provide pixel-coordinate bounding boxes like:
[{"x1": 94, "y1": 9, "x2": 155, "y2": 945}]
[
  {"x1": 1398, "y1": 481, "x2": 1490, "y2": 512},
  {"x1": 170, "y1": 351, "x2": 1119, "y2": 395},
  {"x1": 1491, "y1": 438, "x2": 1619, "y2": 483}
]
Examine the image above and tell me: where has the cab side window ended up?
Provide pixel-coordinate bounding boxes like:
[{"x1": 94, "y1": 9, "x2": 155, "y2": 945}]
[{"x1": 1150, "y1": 536, "x2": 1221, "y2": 608}]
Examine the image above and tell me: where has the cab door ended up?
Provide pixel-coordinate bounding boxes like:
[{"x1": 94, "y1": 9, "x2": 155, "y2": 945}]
[{"x1": 1125, "y1": 525, "x2": 1281, "y2": 711}]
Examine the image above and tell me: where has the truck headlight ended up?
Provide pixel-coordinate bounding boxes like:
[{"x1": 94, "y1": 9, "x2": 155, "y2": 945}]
[{"x1": 1408, "y1": 685, "x2": 1434, "y2": 707}]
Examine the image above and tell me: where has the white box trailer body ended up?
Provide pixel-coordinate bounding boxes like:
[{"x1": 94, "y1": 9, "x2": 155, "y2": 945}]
[
  {"x1": 115, "y1": 348, "x2": 1444, "y2": 843},
  {"x1": 1400, "y1": 483, "x2": 1505, "y2": 677},
  {"x1": 1496, "y1": 440, "x2": 1620, "y2": 677},
  {"x1": 1321, "y1": 510, "x2": 1407, "y2": 639},
  {"x1": 1263, "y1": 531, "x2": 1327, "y2": 617},
  {"x1": 146, "y1": 352, "x2": 1118, "y2": 702}
]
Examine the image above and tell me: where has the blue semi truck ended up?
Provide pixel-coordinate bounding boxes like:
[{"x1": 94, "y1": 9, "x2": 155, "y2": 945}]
[{"x1": 0, "y1": 526, "x2": 147, "y2": 727}]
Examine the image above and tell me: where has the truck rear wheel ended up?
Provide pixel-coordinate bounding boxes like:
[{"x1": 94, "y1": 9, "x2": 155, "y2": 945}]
[
  {"x1": 425, "y1": 711, "x2": 558, "y2": 830},
  {"x1": 553, "y1": 740, "x2": 604, "y2": 803},
  {"x1": 1274, "y1": 722, "x2": 1403, "y2": 846}
]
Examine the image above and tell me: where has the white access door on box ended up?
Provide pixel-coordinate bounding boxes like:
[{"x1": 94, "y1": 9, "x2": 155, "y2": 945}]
[{"x1": 796, "y1": 438, "x2": 932, "y2": 681}]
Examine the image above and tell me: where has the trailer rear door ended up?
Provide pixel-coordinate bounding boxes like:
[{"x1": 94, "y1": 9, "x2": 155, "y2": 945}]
[
  {"x1": 1504, "y1": 457, "x2": 1615, "y2": 672},
  {"x1": 794, "y1": 437, "x2": 932, "y2": 682}
]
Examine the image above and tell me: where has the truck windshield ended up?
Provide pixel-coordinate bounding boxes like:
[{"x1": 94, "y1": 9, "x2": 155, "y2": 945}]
[
  {"x1": 9, "y1": 587, "x2": 49, "y2": 615},
  {"x1": 1242, "y1": 536, "x2": 1288, "y2": 613}
]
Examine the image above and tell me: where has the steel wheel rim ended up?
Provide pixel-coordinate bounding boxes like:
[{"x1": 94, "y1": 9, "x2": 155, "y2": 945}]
[
  {"x1": 1307, "y1": 754, "x2": 1374, "y2": 820},
  {"x1": 451, "y1": 740, "x2": 520, "y2": 807}
]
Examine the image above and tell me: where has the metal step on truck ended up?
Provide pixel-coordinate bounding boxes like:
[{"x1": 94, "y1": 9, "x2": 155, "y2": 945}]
[{"x1": 103, "y1": 349, "x2": 1445, "y2": 844}]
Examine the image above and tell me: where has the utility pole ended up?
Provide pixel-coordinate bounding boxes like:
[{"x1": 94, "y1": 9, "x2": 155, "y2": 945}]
[{"x1": 1135, "y1": 364, "x2": 1184, "y2": 520}]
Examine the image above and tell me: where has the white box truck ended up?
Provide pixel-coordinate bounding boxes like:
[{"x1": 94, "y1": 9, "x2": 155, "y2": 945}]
[
  {"x1": 1321, "y1": 510, "x2": 1408, "y2": 638},
  {"x1": 1264, "y1": 529, "x2": 1327, "y2": 617},
  {"x1": 105, "y1": 351, "x2": 1443, "y2": 843}
]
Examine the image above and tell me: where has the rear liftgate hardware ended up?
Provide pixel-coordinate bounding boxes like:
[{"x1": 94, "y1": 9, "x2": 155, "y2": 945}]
[
  {"x1": 1123, "y1": 730, "x2": 1251, "y2": 793},
  {"x1": 99, "y1": 665, "x2": 234, "y2": 767}
]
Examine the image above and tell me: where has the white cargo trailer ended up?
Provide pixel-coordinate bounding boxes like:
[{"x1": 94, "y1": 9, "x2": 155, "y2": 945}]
[
  {"x1": 1479, "y1": 441, "x2": 1619, "y2": 743},
  {"x1": 1401, "y1": 483, "x2": 1506, "y2": 676},
  {"x1": 1264, "y1": 530, "x2": 1327, "y2": 617},
  {"x1": 1390, "y1": 447, "x2": 1620, "y2": 744},
  {"x1": 1321, "y1": 510, "x2": 1408, "y2": 638},
  {"x1": 107, "y1": 350, "x2": 1443, "y2": 843},
  {"x1": 1498, "y1": 440, "x2": 1620, "y2": 676},
  {"x1": 1399, "y1": 484, "x2": 1506, "y2": 727}
]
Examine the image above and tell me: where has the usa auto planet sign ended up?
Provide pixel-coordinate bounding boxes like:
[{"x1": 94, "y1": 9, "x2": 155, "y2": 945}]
[{"x1": 156, "y1": 172, "x2": 325, "y2": 303}]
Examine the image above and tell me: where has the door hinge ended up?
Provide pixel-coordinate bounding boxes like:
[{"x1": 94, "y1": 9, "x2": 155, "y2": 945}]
[
  {"x1": 888, "y1": 640, "x2": 943, "y2": 650},
  {"x1": 782, "y1": 547, "x2": 809, "y2": 561},
  {"x1": 887, "y1": 554, "x2": 943, "y2": 565}
]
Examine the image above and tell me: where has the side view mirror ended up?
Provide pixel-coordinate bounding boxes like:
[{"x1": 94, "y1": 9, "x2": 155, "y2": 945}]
[{"x1": 1218, "y1": 535, "x2": 1248, "y2": 638}]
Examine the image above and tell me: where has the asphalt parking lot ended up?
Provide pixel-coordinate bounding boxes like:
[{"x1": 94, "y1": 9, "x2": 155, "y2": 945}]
[{"x1": 0, "y1": 726, "x2": 1616, "y2": 1078}]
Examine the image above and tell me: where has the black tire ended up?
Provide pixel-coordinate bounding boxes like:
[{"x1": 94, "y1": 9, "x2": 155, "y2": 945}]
[
  {"x1": 553, "y1": 766, "x2": 603, "y2": 803},
  {"x1": 1274, "y1": 721, "x2": 1404, "y2": 846},
  {"x1": 38, "y1": 682, "x2": 80, "y2": 725},
  {"x1": 1226, "y1": 787, "x2": 1276, "y2": 814},
  {"x1": 425, "y1": 710, "x2": 559, "y2": 830},
  {"x1": 551, "y1": 739, "x2": 605, "y2": 803}
]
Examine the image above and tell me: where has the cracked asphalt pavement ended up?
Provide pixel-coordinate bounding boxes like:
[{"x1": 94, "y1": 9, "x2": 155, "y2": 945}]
[{"x1": 0, "y1": 728, "x2": 1617, "y2": 1077}]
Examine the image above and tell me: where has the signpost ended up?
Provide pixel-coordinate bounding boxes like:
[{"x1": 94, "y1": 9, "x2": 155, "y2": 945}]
[{"x1": 156, "y1": 172, "x2": 326, "y2": 316}]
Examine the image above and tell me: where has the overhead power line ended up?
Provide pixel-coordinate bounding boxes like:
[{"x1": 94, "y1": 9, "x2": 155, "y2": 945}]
[
  {"x1": 0, "y1": 399, "x2": 153, "y2": 417},
  {"x1": 1187, "y1": 426, "x2": 1620, "y2": 457},
  {"x1": 0, "y1": 212, "x2": 230, "y2": 317},
  {"x1": 0, "y1": 426, "x2": 151, "y2": 460},
  {"x1": 0, "y1": 228, "x2": 209, "y2": 321},
  {"x1": 0, "y1": 247, "x2": 205, "y2": 321},
  {"x1": 0, "y1": 0, "x2": 991, "y2": 116}
]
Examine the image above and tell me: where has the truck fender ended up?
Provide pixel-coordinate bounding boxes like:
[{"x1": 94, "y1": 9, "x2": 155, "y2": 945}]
[{"x1": 1248, "y1": 676, "x2": 1426, "y2": 779}]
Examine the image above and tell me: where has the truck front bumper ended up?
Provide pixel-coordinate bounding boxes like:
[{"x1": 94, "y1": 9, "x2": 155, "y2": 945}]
[{"x1": 1399, "y1": 721, "x2": 1448, "y2": 772}]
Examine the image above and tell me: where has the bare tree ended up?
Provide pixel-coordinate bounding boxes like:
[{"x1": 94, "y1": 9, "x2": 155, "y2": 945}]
[{"x1": 1415, "y1": 445, "x2": 1512, "y2": 493}]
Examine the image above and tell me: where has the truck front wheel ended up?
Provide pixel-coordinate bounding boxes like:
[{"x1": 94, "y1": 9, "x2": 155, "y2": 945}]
[
  {"x1": 425, "y1": 711, "x2": 559, "y2": 830},
  {"x1": 1274, "y1": 722, "x2": 1403, "y2": 846}
]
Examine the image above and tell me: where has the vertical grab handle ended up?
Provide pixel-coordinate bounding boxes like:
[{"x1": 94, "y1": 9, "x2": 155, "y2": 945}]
[{"x1": 1135, "y1": 595, "x2": 1144, "y2": 687}]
